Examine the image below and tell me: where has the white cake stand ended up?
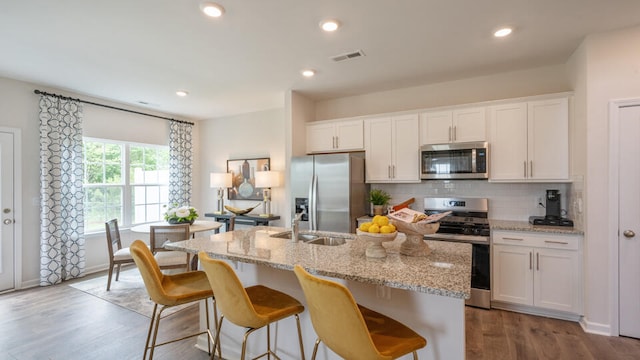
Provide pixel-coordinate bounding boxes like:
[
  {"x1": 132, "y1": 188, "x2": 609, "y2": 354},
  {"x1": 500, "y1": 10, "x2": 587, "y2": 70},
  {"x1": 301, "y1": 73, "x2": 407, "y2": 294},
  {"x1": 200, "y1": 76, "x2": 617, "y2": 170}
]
[
  {"x1": 393, "y1": 221, "x2": 440, "y2": 257},
  {"x1": 356, "y1": 230, "x2": 398, "y2": 258}
]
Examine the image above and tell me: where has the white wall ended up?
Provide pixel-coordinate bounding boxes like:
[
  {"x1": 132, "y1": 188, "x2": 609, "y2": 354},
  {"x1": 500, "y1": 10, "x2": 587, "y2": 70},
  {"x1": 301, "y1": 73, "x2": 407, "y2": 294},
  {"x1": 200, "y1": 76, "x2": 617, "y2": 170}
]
[
  {"x1": 578, "y1": 25, "x2": 640, "y2": 334},
  {"x1": 0, "y1": 75, "x2": 196, "y2": 286},
  {"x1": 198, "y1": 108, "x2": 286, "y2": 228},
  {"x1": 315, "y1": 65, "x2": 570, "y2": 121}
]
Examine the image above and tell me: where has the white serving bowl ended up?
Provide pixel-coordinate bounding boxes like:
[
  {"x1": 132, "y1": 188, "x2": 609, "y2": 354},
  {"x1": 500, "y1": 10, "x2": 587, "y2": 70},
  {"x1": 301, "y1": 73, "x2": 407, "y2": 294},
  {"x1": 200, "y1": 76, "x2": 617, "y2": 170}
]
[{"x1": 356, "y1": 229, "x2": 398, "y2": 258}]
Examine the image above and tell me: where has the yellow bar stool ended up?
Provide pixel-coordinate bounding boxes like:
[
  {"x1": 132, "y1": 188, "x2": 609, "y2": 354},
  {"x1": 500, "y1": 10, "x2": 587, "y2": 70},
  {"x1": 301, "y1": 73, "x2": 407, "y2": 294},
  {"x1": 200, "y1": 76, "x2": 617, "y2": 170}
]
[
  {"x1": 294, "y1": 265, "x2": 427, "y2": 360},
  {"x1": 130, "y1": 240, "x2": 219, "y2": 360},
  {"x1": 199, "y1": 251, "x2": 306, "y2": 360}
]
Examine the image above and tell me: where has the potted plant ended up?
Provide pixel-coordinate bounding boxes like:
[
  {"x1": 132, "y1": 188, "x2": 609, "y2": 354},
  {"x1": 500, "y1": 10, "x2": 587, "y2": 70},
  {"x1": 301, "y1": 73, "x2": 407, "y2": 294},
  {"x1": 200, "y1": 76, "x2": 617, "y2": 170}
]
[{"x1": 368, "y1": 189, "x2": 391, "y2": 215}]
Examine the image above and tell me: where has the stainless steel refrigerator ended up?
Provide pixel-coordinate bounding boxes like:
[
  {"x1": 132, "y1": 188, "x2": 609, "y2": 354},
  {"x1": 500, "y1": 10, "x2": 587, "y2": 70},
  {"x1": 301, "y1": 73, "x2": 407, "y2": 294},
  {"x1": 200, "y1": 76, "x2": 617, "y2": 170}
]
[{"x1": 291, "y1": 152, "x2": 369, "y2": 233}]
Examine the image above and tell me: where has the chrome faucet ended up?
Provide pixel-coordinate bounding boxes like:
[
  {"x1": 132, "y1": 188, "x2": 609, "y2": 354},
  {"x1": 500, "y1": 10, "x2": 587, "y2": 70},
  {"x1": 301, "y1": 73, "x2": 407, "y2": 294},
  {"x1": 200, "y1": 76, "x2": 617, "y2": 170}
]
[{"x1": 292, "y1": 211, "x2": 305, "y2": 242}]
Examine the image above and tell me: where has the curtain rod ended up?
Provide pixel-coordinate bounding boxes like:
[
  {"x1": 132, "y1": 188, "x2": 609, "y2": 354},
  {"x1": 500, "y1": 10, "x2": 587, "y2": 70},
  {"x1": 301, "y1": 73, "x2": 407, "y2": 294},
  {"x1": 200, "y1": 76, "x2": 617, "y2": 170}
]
[{"x1": 34, "y1": 89, "x2": 195, "y2": 126}]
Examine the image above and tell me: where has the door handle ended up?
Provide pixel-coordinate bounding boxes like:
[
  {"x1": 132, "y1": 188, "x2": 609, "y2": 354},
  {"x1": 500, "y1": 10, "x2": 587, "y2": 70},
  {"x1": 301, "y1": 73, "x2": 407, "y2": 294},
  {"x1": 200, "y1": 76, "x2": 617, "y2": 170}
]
[
  {"x1": 3, "y1": 219, "x2": 14, "y2": 225},
  {"x1": 623, "y1": 230, "x2": 636, "y2": 238}
]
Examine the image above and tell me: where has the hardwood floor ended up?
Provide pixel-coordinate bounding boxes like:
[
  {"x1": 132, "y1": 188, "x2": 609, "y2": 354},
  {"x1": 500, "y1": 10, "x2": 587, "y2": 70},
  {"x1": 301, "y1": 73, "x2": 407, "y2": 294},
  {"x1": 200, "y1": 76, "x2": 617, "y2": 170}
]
[
  {"x1": 465, "y1": 306, "x2": 640, "y2": 360},
  {"x1": 1, "y1": 272, "x2": 639, "y2": 359},
  {"x1": 0, "y1": 272, "x2": 210, "y2": 360}
]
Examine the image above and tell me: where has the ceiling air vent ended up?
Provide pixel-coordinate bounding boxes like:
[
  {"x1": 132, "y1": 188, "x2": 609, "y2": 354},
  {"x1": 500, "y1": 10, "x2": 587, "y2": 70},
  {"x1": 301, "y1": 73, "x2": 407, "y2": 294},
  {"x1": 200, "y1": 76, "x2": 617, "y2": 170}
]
[{"x1": 331, "y1": 50, "x2": 366, "y2": 62}]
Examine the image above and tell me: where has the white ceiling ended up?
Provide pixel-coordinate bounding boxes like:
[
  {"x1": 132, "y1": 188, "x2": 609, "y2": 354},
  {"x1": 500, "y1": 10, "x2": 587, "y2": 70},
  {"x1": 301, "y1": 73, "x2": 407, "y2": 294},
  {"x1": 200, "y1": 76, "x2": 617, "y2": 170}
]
[{"x1": 1, "y1": 0, "x2": 640, "y2": 120}]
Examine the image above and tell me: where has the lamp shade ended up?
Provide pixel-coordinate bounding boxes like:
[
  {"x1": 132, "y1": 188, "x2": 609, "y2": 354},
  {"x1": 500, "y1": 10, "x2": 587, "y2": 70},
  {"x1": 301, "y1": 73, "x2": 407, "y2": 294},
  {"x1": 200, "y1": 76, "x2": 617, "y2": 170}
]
[
  {"x1": 255, "y1": 171, "x2": 281, "y2": 188},
  {"x1": 210, "y1": 172, "x2": 232, "y2": 188}
]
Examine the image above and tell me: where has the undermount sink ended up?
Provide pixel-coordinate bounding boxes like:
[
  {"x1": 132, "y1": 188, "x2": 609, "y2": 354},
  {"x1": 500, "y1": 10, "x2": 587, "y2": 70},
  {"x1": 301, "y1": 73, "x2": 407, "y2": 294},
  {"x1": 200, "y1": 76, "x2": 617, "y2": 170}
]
[
  {"x1": 270, "y1": 231, "x2": 319, "y2": 241},
  {"x1": 305, "y1": 236, "x2": 346, "y2": 246},
  {"x1": 270, "y1": 231, "x2": 347, "y2": 246}
]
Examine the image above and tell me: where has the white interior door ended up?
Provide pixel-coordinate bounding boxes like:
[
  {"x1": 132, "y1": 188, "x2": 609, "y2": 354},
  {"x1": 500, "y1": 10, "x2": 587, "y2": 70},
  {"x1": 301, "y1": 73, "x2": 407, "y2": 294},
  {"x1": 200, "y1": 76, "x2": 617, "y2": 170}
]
[
  {"x1": 0, "y1": 131, "x2": 15, "y2": 292},
  {"x1": 619, "y1": 105, "x2": 640, "y2": 338}
]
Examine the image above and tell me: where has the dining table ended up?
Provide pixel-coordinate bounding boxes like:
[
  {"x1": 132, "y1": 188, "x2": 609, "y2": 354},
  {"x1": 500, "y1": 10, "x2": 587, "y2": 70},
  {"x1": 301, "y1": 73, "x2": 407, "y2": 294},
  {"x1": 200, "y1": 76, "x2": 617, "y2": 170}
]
[
  {"x1": 130, "y1": 219, "x2": 223, "y2": 235},
  {"x1": 130, "y1": 219, "x2": 223, "y2": 270}
]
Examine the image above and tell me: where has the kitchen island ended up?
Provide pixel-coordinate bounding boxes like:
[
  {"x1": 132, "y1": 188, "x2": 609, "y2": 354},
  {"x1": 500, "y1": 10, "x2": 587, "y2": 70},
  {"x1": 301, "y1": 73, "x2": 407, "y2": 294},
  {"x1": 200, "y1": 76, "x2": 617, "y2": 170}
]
[{"x1": 166, "y1": 227, "x2": 472, "y2": 360}]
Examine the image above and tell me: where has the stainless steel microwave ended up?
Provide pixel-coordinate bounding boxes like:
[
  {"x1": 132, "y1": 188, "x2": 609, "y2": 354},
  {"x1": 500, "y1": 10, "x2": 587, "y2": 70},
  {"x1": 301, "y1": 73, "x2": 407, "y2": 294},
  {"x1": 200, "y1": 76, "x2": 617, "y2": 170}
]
[{"x1": 420, "y1": 141, "x2": 489, "y2": 180}]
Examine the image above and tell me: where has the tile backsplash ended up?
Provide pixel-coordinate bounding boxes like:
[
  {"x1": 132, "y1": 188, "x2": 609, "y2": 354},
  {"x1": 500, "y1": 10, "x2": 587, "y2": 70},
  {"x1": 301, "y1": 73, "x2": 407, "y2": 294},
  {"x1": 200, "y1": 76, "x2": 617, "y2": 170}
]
[{"x1": 375, "y1": 179, "x2": 582, "y2": 229}]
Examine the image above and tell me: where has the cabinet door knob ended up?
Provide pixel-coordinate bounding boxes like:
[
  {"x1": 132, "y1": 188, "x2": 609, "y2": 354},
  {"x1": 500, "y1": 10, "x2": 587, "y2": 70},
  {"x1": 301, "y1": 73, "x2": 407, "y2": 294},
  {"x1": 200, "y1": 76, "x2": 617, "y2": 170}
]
[
  {"x1": 623, "y1": 230, "x2": 635, "y2": 238},
  {"x1": 3, "y1": 219, "x2": 13, "y2": 225}
]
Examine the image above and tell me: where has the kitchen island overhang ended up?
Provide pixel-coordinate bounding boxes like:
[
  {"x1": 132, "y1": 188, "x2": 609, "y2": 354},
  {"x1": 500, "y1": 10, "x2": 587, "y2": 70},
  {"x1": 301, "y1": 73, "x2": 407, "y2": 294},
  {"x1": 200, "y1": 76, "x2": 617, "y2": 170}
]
[{"x1": 166, "y1": 227, "x2": 472, "y2": 360}]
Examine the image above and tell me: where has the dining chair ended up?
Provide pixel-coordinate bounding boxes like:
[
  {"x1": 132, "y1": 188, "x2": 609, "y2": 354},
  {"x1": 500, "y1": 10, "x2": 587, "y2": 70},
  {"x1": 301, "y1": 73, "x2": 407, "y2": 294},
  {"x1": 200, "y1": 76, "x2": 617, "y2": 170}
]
[
  {"x1": 105, "y1": 219, "x2": 135, "y2": 291},
  {"x1": 149, "y1": 224, "x2": 191, "y2": 271},
  {"x1": 293, "y1": 265, "x2": 427, "y2": 360},
  {"x1": 130, "y1": 240, "x2": 218, "y2": 360},
  {"x1": 198, "y1": 251, "x2": 306, "y2": 360}
]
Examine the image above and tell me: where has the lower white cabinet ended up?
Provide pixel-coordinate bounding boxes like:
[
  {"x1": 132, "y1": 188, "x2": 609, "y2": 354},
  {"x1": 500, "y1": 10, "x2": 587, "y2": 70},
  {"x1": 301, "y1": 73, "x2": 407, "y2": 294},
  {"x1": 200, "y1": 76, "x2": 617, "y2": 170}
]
[{"x1": 492, "y1": 230, "x2": 582, "y2": 315}]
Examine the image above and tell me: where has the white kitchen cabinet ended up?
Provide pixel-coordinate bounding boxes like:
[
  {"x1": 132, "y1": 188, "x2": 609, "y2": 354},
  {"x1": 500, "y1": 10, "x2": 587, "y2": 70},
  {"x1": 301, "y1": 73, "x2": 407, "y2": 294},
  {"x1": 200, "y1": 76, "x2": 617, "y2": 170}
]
[
  {"x1": 306, "y1": 119, "x2": 364, "y2": 153},
  {"x1": 492, "y1": 230, "x2": 582, "y2": 315},
  {"x1": 364, "y1": 114, "x2": 420, "y2": 183},
  {"x1": 489, "y1": 97, "x2": 569, "y2": 181},
  {"x1": 420, "y1": 107, "x2": 486, "y2": 145}
]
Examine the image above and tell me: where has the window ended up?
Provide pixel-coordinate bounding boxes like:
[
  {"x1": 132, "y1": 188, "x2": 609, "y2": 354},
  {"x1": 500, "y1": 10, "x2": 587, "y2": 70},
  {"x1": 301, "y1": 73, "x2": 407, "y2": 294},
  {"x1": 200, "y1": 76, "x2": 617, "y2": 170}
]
[{"x1": 83, "y1": 138, "x2": 169, "y2": 233}]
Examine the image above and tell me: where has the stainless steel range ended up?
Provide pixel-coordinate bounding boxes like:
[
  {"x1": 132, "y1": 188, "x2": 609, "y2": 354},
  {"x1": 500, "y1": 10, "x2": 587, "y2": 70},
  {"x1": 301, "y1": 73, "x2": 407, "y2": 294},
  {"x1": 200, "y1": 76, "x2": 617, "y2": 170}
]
[{"x1": 423, "y1": 197, "x2": 491, "y2": 309}]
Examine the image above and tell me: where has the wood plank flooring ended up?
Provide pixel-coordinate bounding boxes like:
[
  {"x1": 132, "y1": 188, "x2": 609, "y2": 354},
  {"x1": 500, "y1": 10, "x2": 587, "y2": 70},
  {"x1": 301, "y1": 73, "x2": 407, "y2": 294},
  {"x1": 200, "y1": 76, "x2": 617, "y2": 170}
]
[
  {"x1": 465, "y1": 306, "x2": 640, "y2": 360},
  {"x1": 1, "y1": 271, "x2": 639, "y2": 359}
]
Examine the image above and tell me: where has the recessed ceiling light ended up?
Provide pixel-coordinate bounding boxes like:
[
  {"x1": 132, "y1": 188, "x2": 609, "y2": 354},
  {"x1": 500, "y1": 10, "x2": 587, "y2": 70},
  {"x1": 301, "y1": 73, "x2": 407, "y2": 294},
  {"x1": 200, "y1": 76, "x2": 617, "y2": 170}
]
[
  {"x1": 200, "y1": 1, "x2": 225, "y2": 17},
  {"x1": 176, "y1": 90, "x2": 189, "y2": 97},
  {"x1": 320, "y1": 19, "x2": 340, "y2": 32},
  {"x1": 301, "y1": 69, "x2": 315, "y2": 77},
  {"x1": 494, "y1": 27, "x2": 513, "y2": 38}
]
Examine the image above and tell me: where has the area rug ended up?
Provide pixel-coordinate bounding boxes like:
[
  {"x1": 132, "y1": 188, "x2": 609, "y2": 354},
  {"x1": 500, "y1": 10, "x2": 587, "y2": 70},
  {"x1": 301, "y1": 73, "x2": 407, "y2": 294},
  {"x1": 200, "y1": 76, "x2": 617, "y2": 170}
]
[{"x1": 68, "y1": 267, "x2": 194, "y2": 318}]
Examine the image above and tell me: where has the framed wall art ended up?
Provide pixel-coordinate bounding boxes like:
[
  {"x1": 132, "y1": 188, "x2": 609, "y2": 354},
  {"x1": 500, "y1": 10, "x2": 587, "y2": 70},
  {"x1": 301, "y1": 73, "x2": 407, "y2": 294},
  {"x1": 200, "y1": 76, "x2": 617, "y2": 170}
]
[{"x1": 226, "y1": 157, "x2": 270, "y2": 200}]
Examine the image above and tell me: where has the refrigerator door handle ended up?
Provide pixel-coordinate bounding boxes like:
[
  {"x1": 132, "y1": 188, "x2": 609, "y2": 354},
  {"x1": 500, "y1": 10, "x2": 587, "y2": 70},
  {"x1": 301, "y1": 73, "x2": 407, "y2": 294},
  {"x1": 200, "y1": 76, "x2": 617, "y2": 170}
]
[{"x1": 310, "y1": 174, "x2": 318, "y2": 230}]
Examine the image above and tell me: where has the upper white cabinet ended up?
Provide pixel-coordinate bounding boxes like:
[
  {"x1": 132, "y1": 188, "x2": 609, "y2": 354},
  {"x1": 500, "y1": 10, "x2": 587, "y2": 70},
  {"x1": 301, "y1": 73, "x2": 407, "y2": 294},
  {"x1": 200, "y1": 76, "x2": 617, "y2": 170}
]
[
  {"x1": 420, "y1": 107, "x2": 486, "y2": 145},
  {"x1": 306, "y1": 119, "x2": 364, "y2": 153},
  {"x1": 489, "y1": 97, "x2": 569, "y2": 181},
  {"x1": 364, "y1": 114, "x2": 420, "y2": 183}
]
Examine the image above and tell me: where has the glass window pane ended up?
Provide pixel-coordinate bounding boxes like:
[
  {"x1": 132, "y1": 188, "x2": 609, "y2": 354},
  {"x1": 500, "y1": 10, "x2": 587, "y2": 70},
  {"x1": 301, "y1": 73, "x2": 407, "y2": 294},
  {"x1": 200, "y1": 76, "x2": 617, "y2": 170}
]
[
  {"x1": 106, "y1": 187, "x2": 122, "y2": 204},
  {"x1": 160, "y1": 186, "x2": 169, "y2": 204},
  {"x1": 158, "y1": 169, "x2": 169, "y2": 184},
  {"x1": 131, "y1": 167, "x2": 144, "y2": 184},
  {"x1": 104, "y1": 143, "x2": 122, "y2": 163},
  {"x1": 146, "y1": 186, "x2": 160, "y2": 204},
  {"x1": 132, "y1": 186, "x2": 146, "y2": 205},
  {"x1": 133, "y1": 205, "x2": 146, "y2": 224},
  {"x1": 130, "y1": 146, "x2": 143, "y2": 166},
  {"x1": 104, "y1": 164, "x2": 121, "y2": 184},
  {"x1": 84, "y1": 142, "x2": 104, "y2": 163},
  {"x1": 146, "y1": 204, "x2": 160, "y2": 222},
  {"x1": 85, "y1": 164, "x2": 104, "y2": 184}
]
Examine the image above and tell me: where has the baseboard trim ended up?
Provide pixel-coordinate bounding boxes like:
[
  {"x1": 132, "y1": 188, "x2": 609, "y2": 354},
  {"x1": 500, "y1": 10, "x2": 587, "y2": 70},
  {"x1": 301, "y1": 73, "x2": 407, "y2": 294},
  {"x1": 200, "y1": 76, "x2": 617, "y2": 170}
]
[
  {"x1": 15, "y1": 264, "x2": 113, "y2": 291},
  {"x1": 491, "y1": 301, "x2": 581, "y2": 322},
  {"x1": 579, "y1": 317, "x2": 613, "y2": 336}
]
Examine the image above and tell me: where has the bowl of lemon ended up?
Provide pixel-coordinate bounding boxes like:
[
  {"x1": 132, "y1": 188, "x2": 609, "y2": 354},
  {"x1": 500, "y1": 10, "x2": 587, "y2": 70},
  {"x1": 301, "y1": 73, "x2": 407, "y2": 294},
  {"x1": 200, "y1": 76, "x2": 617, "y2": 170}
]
[{"x1": 357, "y1": 215, "x2": 398, "y2": 258}]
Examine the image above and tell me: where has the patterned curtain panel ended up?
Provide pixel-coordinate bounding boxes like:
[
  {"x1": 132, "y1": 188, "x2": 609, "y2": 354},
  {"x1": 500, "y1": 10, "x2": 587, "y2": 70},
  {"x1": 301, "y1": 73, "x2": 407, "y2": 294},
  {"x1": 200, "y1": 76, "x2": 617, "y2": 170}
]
[
  {"x1": 168, "y1": 121, "x2": 193, "y2": 206},
  {"x1": 39, "y1": 95, "x2": 85, "y2": 286}
]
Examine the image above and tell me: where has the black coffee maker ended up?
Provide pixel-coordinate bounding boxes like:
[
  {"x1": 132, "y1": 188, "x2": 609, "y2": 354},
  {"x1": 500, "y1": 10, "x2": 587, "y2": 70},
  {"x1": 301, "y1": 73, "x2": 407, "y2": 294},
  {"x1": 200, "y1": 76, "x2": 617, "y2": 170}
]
[
  {"x1": 529, "y1": 189, "x2": 573, "y2": 227},
  {"x1": 545, "y1": 189, "x2": 562, "y2": 220}
]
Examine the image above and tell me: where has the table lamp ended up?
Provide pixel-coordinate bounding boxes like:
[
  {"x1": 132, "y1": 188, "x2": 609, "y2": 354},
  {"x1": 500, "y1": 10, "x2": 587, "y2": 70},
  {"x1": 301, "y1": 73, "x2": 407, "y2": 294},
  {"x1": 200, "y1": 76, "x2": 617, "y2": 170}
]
[
  {"x1": 210, "y1": 172, "x2": 232, "y2": 214},
  {"x1": 255, "y1": 170, "x2": 281, "y2": 217}
]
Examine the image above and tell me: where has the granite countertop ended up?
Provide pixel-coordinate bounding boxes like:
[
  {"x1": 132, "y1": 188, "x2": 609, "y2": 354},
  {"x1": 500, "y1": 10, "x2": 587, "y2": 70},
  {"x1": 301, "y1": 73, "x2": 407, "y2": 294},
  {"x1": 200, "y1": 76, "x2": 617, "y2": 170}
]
[
  {"x1": 490, "y1": 219, "x2": 584, "y2": 235},
  {"x1": 165, "y1": 226, "x2": 472, "y2": 300}
]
